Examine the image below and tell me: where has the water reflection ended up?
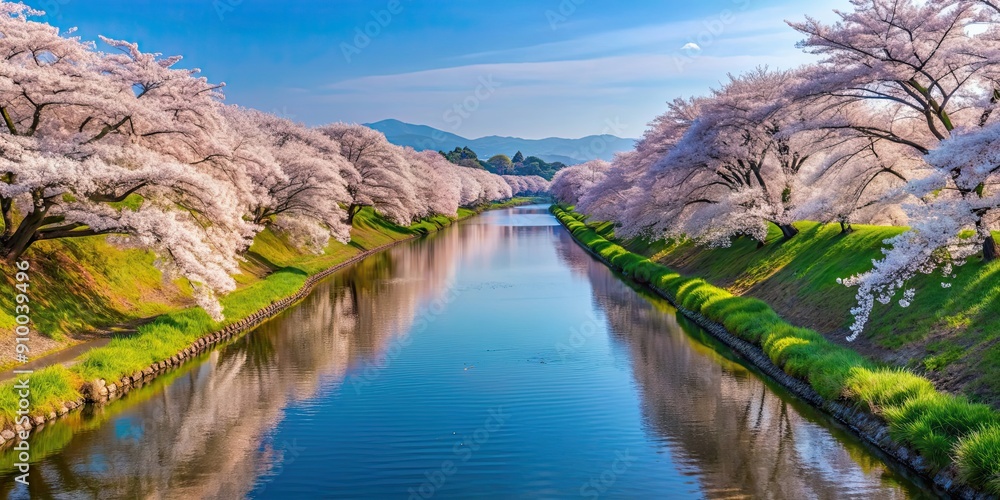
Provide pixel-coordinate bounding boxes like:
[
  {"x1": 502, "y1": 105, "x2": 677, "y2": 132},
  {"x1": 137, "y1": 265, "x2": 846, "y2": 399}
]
[
  {"x1": 0, "y1": 225, "x2": 486, "y2": 499},
  {"x1": 0, "y1": 205, "x2": 931, "y2": 499},
  {"x1": 553, "y1": 229, "x2": 928, "y2": 499}
]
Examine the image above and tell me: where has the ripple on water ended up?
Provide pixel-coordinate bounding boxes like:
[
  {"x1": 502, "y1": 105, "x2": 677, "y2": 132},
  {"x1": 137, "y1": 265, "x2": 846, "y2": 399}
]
[{"x1": 0, "y1": 205, "x2": 935, "y2": 499}]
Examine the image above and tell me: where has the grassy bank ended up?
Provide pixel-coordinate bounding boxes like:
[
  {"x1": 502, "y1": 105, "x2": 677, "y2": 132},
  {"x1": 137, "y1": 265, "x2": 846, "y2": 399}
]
[
  {"x1": 0, "y1": 199, "x2": 536, "y2": 430},
  {"x1": 552, "y1": 206, "x2": 1000, "y2": 494},
  {"x1": 583, "y1": 218, "x2": 1000, "y2": 406}
]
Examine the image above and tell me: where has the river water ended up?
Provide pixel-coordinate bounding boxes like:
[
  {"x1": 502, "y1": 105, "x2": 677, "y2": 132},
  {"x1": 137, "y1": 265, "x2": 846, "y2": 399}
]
[{"x1": 0, "y1": 205, "x2": 934, "y2": 499}]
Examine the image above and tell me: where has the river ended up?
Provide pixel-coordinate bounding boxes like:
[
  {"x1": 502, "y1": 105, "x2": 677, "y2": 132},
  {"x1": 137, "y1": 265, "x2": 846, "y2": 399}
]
[{"x1": 0, "y1": 205, "x2": 934, "y2": 499}]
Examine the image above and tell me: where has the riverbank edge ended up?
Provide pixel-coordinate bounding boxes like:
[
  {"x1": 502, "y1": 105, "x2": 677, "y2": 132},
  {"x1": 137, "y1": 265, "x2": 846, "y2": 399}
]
[
  {"x1": 0, "y1": 199, "x2": 537, "y2": 448},
  {"x1": 551, "y1": 206, "x2": 991, "y2": 499}
]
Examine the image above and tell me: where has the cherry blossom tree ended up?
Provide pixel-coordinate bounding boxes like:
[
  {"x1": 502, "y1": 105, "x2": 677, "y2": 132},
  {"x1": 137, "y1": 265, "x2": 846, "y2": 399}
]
[
  {"x1": 403, "y1": 148, "x2": 462, "y2": 218},
  {"x1": 468, "y1": 167, "x2": 513, "y2": 203},
  {"x1": 630, "y1": 68, "x2": 848, "y2": 247},
  {"x1": 788, "y1": 0, "x2": 992, "y2": 149},
  {"x1": 793, "y1": 136, "x2": 919, "y2": 232},
  {"x1": 578, "y1": 98, "x2": 702, "y2": 237},
  {"x1": 0, "y1": 2, "x2": 522, "y2": 322},
  {"x1": 502, "y1": 175, "x2": 549, "y2": 196},
  {"x1": 0, "y1": 3, "x2": 251, "y2": 319},
  {"x1": 319, "y1": 123, "x2": 420, "y2": 225},
  {"x1": 453, "y1": 166, "x2": 485, "y2": 206},
  {"x1": 789, "y1": 0, "x2": 1000, "y2": 257},
  {"x1": 790, "y1": 0, "x2": 1000, "y2": 336},
  {"x1": 221, "y1": 106, "x2": 355, "y2": 251},
  {"x1": 502, "y1": 175, "x2": 526, "y2": 195},
  {"x1": 549, "y1": 160, "x2": 611, "y2": 205},
  {"x1": 841, "y1": 122, "x2": 1000, "y2": 339},
  {"x1": 528, "y1": 175, "x2": 551, "y2": 194}
]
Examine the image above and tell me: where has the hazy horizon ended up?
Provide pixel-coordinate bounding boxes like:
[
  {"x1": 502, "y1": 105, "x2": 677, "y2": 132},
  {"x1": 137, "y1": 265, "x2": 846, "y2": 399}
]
[{"x1": 365, "y1": 118, "x2": 639, "y2": 141}]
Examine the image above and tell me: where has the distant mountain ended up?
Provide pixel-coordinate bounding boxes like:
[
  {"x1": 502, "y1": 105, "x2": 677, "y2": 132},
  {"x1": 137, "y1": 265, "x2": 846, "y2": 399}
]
[
  {"x1": 531, "y1": 154, "x2": 580, "y2": 165},
  {"x1": 366, "y1": 119, "x2": 635, "y2": 165}
]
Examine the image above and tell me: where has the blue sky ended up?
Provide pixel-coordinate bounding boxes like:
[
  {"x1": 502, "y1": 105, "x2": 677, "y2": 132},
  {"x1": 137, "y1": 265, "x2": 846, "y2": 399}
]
[{"x1": 24, "y1": 0, "x2": 845, "y2": 139}]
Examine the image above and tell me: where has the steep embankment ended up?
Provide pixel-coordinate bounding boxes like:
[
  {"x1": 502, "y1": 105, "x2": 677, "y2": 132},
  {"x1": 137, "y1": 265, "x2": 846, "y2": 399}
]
[
  {"x1": 553, "y1": 206, "x2": 1000, "y2": 497},
  {"x1": 0, "y1": 208, "x2": 454, "y2": 368},
  {"x1": 586, "y1": 219, "x2": 1000, "y2": 408},
  {"x1": 0, "y1": 200, "x2": 534, "y2": 429}
]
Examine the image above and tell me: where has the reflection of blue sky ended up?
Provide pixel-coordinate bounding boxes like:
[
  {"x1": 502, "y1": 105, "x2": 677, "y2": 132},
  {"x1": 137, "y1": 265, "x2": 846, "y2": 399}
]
[
  {"x1": 21, "y1": 0, "x2": 846, "y2": 139},
  {"x1": 471, "y1": 204, "x2": 562, "y2": 227},
  {"x1": 114, "y1": 417, "x2": 145, "y2": 442},
  {"x1": 476, "y1": 213, "x2": 562, "y2": 227},
  {"x1": 85, "y1": 453, "x2": 109, "y2": 474}
]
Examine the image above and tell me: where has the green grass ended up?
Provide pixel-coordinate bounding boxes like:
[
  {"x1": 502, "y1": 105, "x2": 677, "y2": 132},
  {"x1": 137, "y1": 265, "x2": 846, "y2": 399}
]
[
  {"x1": 956, "y1": 426, "x2": 1000, "y2": 492},
  {"x1": 553, "y1": 205, "x2": 1000, "y2": 494},
  {"x1": 587, "y1": 216, "x2": 1000, "y2": 355},
  {"x1": 72, "y1": 266, "x2": 308, "y2": 383},
  {"x1": 578, "y1": 208, "x2": 1000, "y2": 408},
  {"x1": 0, "y1": 199, "x2": 533, "y2": 430},
  {"x1": 0, "y1": 237, "x2": 186, "y2": 342},
  {"x1": 0, "y1": 365, "x2": 81, "y2": 420}
]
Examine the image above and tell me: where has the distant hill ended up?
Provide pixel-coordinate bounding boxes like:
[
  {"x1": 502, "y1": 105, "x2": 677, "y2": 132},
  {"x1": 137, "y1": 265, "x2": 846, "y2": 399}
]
[{"x1": 366, "y1": 119, "x2": 635, "y2": 165}]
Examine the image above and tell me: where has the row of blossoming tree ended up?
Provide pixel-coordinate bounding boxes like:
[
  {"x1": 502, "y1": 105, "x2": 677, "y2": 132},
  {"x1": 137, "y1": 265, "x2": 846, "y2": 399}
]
[
  {"x1": 551, "y1": 0, "x2": 1000, "y2": 339},
  {"x1": 0, "y1": 3, "x2": 548, "y2": 319}
]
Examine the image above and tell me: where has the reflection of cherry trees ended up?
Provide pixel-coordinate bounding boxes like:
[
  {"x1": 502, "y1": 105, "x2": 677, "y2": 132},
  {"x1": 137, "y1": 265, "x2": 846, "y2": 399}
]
[
  {"x1": 0, "y1": 207, "x2": 923, "y2": 497},
  {"x1": 0, "y1": 213, "x2": 518, "y2": 497},
  {"x1": 554, "y1": 240, "x2": 913, "y2": 499},
  {"x1": 0, "y1": 224, "x2": 487, "y2": 498}
]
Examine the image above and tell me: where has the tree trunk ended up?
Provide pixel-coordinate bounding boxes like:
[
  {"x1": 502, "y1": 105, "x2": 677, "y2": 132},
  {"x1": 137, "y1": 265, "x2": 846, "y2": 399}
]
[
  {"x1": 1, "y1": 235, "x2": 34, "y2": 263},
  {"x1": 840, "y1": 221, "x2": 853, "y2": 234},
  {"x1": 346, "y1": 204, "x2": 364, "y2": 225},
  {"x1": 976, "y1": 214, "x2": 997, "y2": 262},
  {"x1": 778, "y1": 223, "x2": 799, "y2": 240},
  {"x1": 0, "y1": 209, "x2": 45, "y2": 262},
  {"x1": 985, "y1": 234, "x2": 999, "y2": 262}
]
